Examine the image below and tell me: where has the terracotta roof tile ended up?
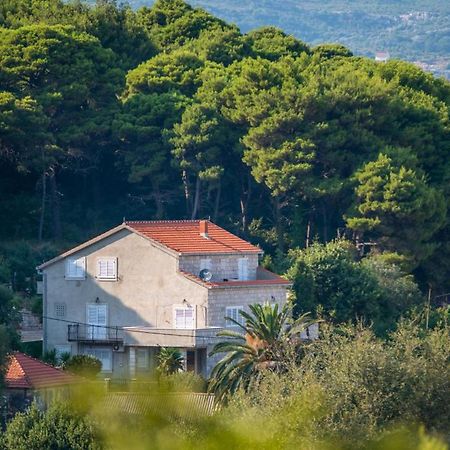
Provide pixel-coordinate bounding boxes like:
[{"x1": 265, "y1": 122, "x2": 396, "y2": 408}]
[
  {"x1": 126, "y1": 220, "x2": 261, "y2": 254},
  {"x1": 5, "y1": 352, "x2": 80, "y2": 390}
]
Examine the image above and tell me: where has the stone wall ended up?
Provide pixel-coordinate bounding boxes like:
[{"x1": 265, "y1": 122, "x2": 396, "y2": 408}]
[
  {"x1": 179, "y1": 254, "x2": 259, "y2": 281},
  {"x1": 207, "y1": 285, "x2": 290, "y2": 328}
]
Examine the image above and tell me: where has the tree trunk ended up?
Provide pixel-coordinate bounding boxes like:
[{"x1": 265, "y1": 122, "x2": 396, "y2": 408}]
[
  {"x1": 306, "y1": 219, "x2": 311, "y2": 248},
  {"x1": 239, "y1": 173, "x2": 252, "y2": 232},
  {"x1": 273, "y1": 196, "x2": 285, "y2": 254},
  {"x1": 49, "y1": 168, "x2": 62, "y2": 240},
  {"x1": 153, "y1": 184, "x2": 164, "y2": 219},
  {"x1": 182, "y1": 170, "x2": 192, "y2": 216},
  {"x1": 38, "y1": 171, "x2": 47, "y2": 242},
  {"x1": 213, "y1": 180, "x2": 222, "y2": 222},
  {"x1": 191, "y1": 177, "x2": 201, "y2": 220}
]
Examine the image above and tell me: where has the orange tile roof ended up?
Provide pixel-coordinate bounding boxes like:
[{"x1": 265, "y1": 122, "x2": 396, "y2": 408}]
[
  {"x1": 5, "y1": 352, "x2": 80, "y2": 390},
  {"x1": 126, "y1": 220, "x2": 262, "y2": 254}
]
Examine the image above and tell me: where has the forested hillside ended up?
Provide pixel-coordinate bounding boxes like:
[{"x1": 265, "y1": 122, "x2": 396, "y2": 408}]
[
  {"x1": 124, "y1": 0, "x2": 450, "y2": 77},
  {"x1": 0, "y1": 0, "x2": 449, "y2": 307}
]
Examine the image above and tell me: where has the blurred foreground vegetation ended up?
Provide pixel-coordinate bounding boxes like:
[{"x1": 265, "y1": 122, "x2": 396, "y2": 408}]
[{"x1": 1, "y1": 317, "x2": 449, "y2": 450}]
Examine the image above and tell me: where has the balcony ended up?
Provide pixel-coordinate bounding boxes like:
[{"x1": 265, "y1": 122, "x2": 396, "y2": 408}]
[
  {"x1": 68, "y1": 324, "x2": 124, "y2": 344},
  {"x1": 123, "y1": 326, "x2": 222, "y2": 348}
]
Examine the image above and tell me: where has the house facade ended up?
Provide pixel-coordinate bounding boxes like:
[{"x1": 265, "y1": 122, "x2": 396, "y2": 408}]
[{"x1": 38, "y1": 220, "x2": 291, "y2": 378}]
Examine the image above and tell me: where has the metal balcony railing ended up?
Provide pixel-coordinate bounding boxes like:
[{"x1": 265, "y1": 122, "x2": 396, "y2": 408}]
[{"x1": 67, "y1": 324, "x2": 124, "y2": 343}]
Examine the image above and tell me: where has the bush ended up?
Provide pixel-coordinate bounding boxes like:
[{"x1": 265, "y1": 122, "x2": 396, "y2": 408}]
[
  {"x1": 287, "y1": 240, "x2": 424, "y2": 335},
  {"x1": 63, "y1": 355, "x2": 102, "y2": 379},
  {"x1": 1, "y1": 402, "x2": 100, "y2": 450},
  {"x1": 229, "y1": 320, "x2": 450, "y2": 446}
]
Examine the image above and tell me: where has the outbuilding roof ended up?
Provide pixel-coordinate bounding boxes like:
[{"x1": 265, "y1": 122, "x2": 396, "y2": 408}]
[{"x1": 5, "y1": 352, "x2": 80, "y2": 390}]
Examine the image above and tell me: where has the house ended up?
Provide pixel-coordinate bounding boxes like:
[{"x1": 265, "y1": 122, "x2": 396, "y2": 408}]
[
  {"x1": 38, "y1": 220, "x2": 292, "y2": 378},
  {"x1": 2, "y1": 352, "x2": 80, "y2": 420},
  {"x1": 375, "y1": 51, "x2": 390, "y2": 62}
]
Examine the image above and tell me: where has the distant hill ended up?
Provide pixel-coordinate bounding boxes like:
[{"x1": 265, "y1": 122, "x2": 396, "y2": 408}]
[{"x1": 126, "y1": 0, "x2": 450, "y2": 78}]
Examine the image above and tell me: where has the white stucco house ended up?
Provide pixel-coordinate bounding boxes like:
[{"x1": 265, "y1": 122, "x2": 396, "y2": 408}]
[{"x1": 38, "y1": 220, "x2": 291, "y2": 378}]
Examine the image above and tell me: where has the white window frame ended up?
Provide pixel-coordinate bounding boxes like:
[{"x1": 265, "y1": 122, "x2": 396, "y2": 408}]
[
  {"x1": 86, "y1": 303, "x2": 108, "y2": 340},
  {"x1": 225, "y1": 306, "x2": 245, "y2": 327},
  {"x1": 173, "y1": 306, "x2": 196, "y2": 329},
  {"x1": 65, "y1": 257, "x2": 86, "y2": 280},
  {"x1": 84, "y1": 347, "x2": 112, "y2": 372},
  {"x1": 238, "y1": 258, "x2": 249, "y2": 281},
  {"x1": 96, "y1": 257, "x2": 117, "y2": 281}
]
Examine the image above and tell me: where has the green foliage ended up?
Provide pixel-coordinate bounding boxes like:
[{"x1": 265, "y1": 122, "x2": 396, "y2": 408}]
[
  {"x1": 225, "y1": 320, "x2": 450, "y2": 447},
  {"x1": 0, "y1": 324, "x2": 12, "y2": 389},
  {"x1": 1, "y1": 402, "x2": 100, "y2": 450},
  {"x1": 63, "y1": 354, "x2": 102, "y2": 378},
  {"x1": 209, "y1": 303, "x2": 316, "y2": 401},
  {"x1": 0, "y1": 0, "x2": 449, "y2": 299},
  {"x1": 246, "y1": 26, "x2": 310, "y2": 60},
  {"x1": 347, "y1": 153, "x2": 447, "y2": 267},
  {"x1": 42, "y1": 349, "x2": 57, "y2": 366},
  {"x1": 159, "y1": 371, "x2": 207, "y2": 392},
  {"x1": 156, "y1": 347, "x2": 184, "y2": 376},
  {"x1": 287, "y1": 240, "x2": 424, "y2": 334}
]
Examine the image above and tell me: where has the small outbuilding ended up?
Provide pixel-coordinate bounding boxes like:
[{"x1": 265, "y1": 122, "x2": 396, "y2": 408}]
[{"x1": 2, "y1": 352, "x2": 80, "y2": 421}]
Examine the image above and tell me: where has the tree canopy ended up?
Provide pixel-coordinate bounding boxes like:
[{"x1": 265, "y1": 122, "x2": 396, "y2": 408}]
[{"x1": 0, "y1": 0, "x2": 449, "y2": 314}]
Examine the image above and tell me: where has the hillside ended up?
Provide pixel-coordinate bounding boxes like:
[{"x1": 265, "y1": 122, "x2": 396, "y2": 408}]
[
  {"x1": 0, "y1": 0, "x2": 449, "y2": 300},
  {"x1": 126, "y1": 0, "x2": 450, "y2": 78}
]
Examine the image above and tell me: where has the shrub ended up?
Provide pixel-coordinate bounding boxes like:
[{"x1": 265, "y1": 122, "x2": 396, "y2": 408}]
[{"x1": 63, "y1": 354, "x2": 102, "y2": 379}]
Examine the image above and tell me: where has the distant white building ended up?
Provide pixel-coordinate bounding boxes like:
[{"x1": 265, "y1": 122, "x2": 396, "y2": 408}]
[{"x1": 375, "y1": 51, "x2": 390, "y2": 62}]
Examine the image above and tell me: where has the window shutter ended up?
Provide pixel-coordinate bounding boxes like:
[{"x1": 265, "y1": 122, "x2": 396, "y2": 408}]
[
  {"x1": 185, "y1": 308, "x2": 194, "y2": 328},
  {"x1": 238, "y1": 258, "x2": 248, "y2": 281},
  {"x1": 226, "y1": 306, "x2": 244, "y2": 327},
  {"x1": 66, "y1": 257, "x2": 85, "y2": 279},
  {"x1": 97, "y1": 258, "x2": 117, "y2": 280},
  {"x1": 174, "y1": 307, "x2": 195, "y2": 329}
]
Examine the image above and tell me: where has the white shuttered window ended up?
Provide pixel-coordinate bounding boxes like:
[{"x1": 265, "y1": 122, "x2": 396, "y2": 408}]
[
  {"x1": 86, "y1": 304, "x2": 107, "y2": 339},
  {"x1": 225, "y1": 306, "x2": 245, "y2": 327},
  {"x1": 174, "y1": 307, "x2": 195, "y2": 329},
  {"x1": 65, "y1": 257, "x2": 86, "y2": 279},
  {"x1": 96, "y1": 257, "x2": 117, "y2": 280}
]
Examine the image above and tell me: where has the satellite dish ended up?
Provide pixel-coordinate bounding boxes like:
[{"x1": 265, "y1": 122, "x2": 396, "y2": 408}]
[{"x1": 199, "y1": 269, "x2": 213, "y2": 281}]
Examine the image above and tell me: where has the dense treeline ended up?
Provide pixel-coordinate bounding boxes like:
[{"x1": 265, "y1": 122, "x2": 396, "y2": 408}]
[{"x1": 0, "y1": 0, "x2": 449, "y2": 300}]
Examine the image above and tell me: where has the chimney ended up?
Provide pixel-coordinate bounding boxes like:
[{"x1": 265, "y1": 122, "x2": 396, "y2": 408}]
[{"x1": 199, "y1": 220, "x2": 209, "y2": 238}]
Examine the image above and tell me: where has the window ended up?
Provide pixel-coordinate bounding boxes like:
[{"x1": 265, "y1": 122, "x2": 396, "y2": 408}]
[
  {"x1": 225, "y1": 306, "x2": 245, "y2": 327},
  {"x1": 96, "y1": 257, "x2": 117, "y2": 280},
  {"x1": 136, "y1": 348, "x2": 149, "y2": 370},
  {"x1": 86, "y1": 304, "x2": 108, "y2": 339},
  {"x1": 174, "y1": 306, "x2": 195, "y2": 329},
  {"x1": 238, "y1": 258, "x2": 248, "y2": 281},
  {"x1": 54, "y1": 303, "x2": 66, "y2": 318},
  {"x1": 84, "y1": 348, "x2": 112, "y2": 372},
  {"x1": 65, "y1": 257, "x2": 86, "y2": 280}
]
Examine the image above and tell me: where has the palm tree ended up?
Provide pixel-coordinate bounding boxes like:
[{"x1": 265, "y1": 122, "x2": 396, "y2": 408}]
[
  {"x1": 157, "y1": 347, "x2": 184, "y2": 376},
  {"x1": 208, "y1": 303, "x2": 316, "y2": 401}
]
